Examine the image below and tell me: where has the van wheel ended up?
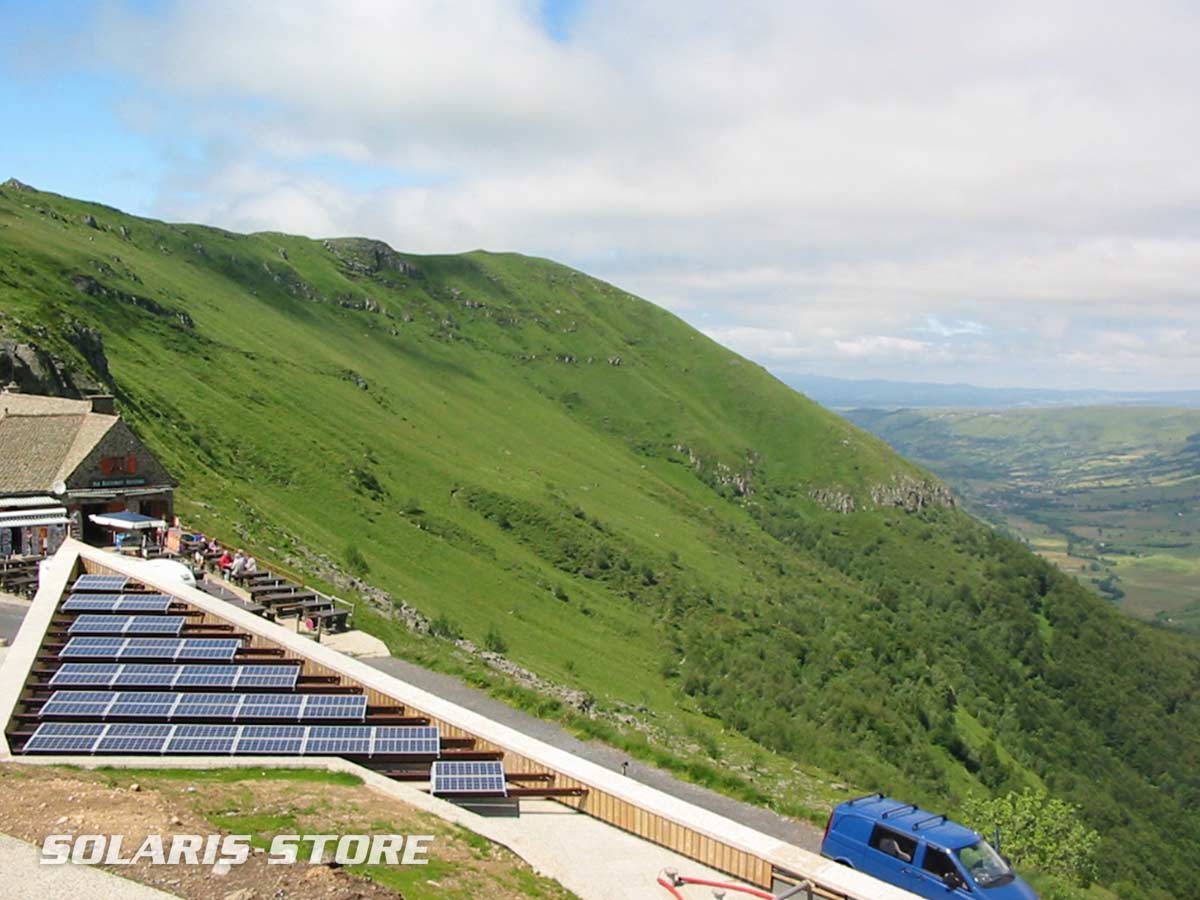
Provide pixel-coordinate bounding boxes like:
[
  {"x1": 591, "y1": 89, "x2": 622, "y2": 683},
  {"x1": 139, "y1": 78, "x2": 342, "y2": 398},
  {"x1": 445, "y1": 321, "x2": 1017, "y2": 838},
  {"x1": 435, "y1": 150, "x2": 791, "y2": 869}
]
[{"x1": 835, "y1": 859, "x2": 853, "y2": 867}]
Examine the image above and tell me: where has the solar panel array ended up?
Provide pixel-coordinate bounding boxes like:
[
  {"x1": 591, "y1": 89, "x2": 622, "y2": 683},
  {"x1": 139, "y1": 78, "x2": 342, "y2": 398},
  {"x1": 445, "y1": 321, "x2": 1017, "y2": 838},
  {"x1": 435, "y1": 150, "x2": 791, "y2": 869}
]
[
  {"x1": 71, "y1": 574, "x2": 130, "y2": 592},
  {"x1": 50, "y1": 663, "x2": 301, "y2": 690},
  {"x1": 24, "y1": 722, "x2": 439, "y2": 756},
  {"x1": 430, "y1": 760, "x2": 508, "y2": 796},
  {"x1": 68, "y1": 615, "x2": 186, "y2": 636},
  {"x1": 40, "y1": 691, "x2": 367, "y2": 721},
  {"x1": 60, "y1": 637, "x2": 241, "y2": 661},
  {"x1": 61, "y1": 594, "x2": 174, "y2": 613}
]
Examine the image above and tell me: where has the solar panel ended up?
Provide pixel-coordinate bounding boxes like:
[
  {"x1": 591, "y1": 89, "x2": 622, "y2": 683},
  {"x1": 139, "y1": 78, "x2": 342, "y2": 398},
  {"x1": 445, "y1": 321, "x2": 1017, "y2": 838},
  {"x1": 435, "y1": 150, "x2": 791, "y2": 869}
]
[
  {"x1": 61, "y1": 637, "x2": 126, "y2": 657},
  {"x1": 373, "y1": 726, "x2": 440, "y2": 756},
  {"x1": 173, "y1": 665, "x2": 239, "y2": 688},
  {"x1": 23, "y1": 722, "x2": 441, "y2": 758},
  {"x1": 60, "y1": 637, "x2": 241, "y2": 661},
  {"x1": 68, "y1": 616, "x2": 185, "y2": 636},
  {"x1": 107, "y1": 691, "x2": 179, "y2": 718},
  {"x1": 62, "y1": 594, "x2": 174, "y2": 613},
  {"x1": 95, "y1": 723, "x2": 172, "y2": 753},
  {"x1": 430, "y1": 760, "x2": 507, "y2": 796},
  {"x1": 39, "y1": 691, "x2": 118, "y2": 717},
  {"x1": 72, "y1": 574, "x2": 129, "y2": 592},
  {"x1": 233, "y1": 665, "x2": 300, "y2": 689},
  {"x1": 301, "y1": 695, "x2": 368, "y2": 719},
  {"x1": 165, "y1": 724, "x2": 237, "y2": 754},
  {"x1": 235, "y1": 724, "x2": 306, "y2": 754},
  {"x1": 49, "y1": 663, "x2": 121, "y2": 687},
  {"x1": 173, "y1": 694, "x2": 242, "y2": 718},
  {"x1": 24, "y1": 722, "x2": 106, "y2": 753},
  {"x1": 114, "y1": 664, "x2": 184, "y2": 687}
]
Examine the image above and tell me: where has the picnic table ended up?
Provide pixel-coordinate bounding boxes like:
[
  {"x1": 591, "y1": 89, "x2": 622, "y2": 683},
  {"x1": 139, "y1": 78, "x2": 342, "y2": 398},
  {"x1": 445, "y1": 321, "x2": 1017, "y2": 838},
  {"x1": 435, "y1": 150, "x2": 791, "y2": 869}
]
[
  {"x1": 248, "y1": 581, "x2": 291, "y2": 596},
  {"x1": 258, "y1": 590, "x2": 318, "y2": 605}
]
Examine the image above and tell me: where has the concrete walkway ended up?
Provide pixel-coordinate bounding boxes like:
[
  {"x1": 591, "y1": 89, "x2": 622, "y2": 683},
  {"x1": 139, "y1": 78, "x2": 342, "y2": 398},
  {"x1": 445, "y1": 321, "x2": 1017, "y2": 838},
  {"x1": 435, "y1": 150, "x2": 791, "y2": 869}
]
[
  {"x1": 0, "y1": 833, "x2": 182, "y2": 900},
  {"x1": 0, "y1": 591, "x2": 821, "y2": 852}
]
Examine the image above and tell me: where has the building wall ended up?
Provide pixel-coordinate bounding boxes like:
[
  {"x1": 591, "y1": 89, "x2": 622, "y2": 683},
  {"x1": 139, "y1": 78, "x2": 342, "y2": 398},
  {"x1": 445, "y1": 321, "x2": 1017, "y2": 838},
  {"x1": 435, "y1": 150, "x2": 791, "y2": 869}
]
[{"x1": 66, "y1": 419, "x2": 176, "y2": 500}]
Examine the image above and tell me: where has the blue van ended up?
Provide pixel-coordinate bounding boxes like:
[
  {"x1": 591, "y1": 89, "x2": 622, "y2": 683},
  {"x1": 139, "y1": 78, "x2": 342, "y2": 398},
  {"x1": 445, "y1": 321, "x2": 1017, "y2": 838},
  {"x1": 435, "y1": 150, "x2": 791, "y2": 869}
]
[{"x1": 820, "y1": 794, "x2": 1038, "y2": 900}]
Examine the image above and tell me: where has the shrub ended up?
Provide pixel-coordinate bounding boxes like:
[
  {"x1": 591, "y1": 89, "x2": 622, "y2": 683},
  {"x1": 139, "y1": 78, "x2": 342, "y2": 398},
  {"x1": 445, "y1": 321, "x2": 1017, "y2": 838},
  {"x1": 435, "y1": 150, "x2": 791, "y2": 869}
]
[
  {"x1": 483, "y1": 624, "x2": 509, "y2": 654},
  {"x1": 344, "y1": 543, "x2": 369, "y2": 577},
  {"x1": 430, "y1": 613, "x2": 462, "y2": 641}
]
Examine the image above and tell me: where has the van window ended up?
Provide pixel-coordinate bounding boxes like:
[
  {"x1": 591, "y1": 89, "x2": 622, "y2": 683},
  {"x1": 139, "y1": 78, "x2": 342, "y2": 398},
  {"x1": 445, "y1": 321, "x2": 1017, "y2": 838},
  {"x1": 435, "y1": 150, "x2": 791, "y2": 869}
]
[
  {"x1": 922, "y1": 846, "x2": 959, "y2": 881},
  {"x1": 868, "y1": 825, "x2": 918, "y2": 864}
]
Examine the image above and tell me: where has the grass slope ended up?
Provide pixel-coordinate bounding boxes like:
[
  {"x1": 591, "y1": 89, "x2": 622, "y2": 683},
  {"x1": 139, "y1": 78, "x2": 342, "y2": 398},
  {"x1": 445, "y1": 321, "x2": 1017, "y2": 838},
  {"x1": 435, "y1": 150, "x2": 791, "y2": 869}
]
[{"x1": 1, "y1": 182, "x2": 1198, "y2": 899}]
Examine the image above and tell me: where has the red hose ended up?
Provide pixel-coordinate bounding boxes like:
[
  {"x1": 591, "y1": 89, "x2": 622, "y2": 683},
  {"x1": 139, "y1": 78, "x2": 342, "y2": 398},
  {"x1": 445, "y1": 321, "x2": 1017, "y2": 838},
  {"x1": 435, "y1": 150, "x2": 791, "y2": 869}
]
[
  {"x1": 657, "y1": 875, "x2": 688, "y2": 899},
  {"x1": 657, "y1": 873, "x2": 775, "y2": 899}
]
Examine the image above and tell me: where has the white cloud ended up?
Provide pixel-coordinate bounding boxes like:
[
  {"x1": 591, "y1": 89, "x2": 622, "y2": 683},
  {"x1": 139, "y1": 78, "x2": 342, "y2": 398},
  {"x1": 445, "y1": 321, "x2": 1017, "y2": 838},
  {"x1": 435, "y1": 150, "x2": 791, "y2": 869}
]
[{"x1": 58, "y1": 0, "x2": 1200, "y2": 389}]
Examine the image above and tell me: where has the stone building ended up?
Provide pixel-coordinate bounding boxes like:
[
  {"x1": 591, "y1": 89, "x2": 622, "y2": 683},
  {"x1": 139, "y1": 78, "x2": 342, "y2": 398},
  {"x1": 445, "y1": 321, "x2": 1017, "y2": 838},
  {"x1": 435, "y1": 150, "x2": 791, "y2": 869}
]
[{"x1": 0, "y1": 389, "x2": 176, "y2": 556}]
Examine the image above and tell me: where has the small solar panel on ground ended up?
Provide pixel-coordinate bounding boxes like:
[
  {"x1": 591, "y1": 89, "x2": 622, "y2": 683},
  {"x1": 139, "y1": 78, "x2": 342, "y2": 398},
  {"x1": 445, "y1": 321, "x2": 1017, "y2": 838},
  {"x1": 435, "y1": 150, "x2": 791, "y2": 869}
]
[
  {"x1": 373, "y1": 725, "x2": 440, "y2": 755},
  {"x1": 71, "y1": 574, "x2": 129, "y2": 592},
  {"x1": 24, "y1": 722, "x2": 106, "y2": 753},
  {"x1": 68, "y1": 615, "x2": 186, "y2": 636},
  {"x1": 430, "y1": 760, "x2": 507, "y2": 796}
]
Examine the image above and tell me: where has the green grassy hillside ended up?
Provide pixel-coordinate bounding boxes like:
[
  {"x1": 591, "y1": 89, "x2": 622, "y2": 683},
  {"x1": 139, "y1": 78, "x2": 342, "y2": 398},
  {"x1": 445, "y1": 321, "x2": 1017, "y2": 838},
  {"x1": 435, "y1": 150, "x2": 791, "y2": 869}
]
[
  {"x1": 2, "y1": 181, "x2": 1197, "y2": 899},
  {"x1": 849, "y1": 407, "x2": 1200, "y2": 632}
]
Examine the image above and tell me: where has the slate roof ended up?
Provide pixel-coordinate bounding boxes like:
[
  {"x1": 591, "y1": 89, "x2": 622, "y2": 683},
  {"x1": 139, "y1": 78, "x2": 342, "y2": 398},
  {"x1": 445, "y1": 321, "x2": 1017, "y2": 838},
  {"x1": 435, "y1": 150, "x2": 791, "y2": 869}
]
[{"x1": 0, "y1": 393, "x2": 118, "y2": 495}]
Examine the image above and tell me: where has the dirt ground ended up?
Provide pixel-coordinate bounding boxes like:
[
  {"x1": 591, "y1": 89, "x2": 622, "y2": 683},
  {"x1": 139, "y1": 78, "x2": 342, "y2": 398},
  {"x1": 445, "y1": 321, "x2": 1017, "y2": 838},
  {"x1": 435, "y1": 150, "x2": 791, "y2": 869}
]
[{"x1": 0, "y1": 764, "x2": 576, "y2": 900}]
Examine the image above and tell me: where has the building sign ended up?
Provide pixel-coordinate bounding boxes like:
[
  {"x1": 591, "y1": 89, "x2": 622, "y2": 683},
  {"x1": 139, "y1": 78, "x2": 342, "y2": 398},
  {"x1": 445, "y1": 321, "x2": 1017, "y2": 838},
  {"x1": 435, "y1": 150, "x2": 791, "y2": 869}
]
[
  {"x1": 90, "y1": 477, "x2": 149, "y2": 488},
  {"x1": 100, "y1": 455, "x2": 139, "y2": 477}
]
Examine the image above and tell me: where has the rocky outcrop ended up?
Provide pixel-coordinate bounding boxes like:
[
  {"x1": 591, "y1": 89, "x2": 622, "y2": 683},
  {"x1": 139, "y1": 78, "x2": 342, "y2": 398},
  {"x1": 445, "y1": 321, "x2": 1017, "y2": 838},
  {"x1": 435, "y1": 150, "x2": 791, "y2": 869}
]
[
  {"x1": 323, "y1": 238, "x2": 421, "y2": 282},
  {"x1": 70, "y1": 273, "x2": 194, "y2": 328},
  {"x1": 2, "y1": 178, "x2": 34, "y2": 192},
  {"x1": 810, "y1": 488, "x2": 857, "y2": 514},
  {"x1": 65, "y1": 322, "x2": 111, "y2": 384},
  {"x1": 673, "y1": 443, "x2": 756, "y2": 497},
  {"x1": 0, "y1": 337, "x2": 105, "y2": 396},
  {"x1": 809, "y1": 476, "x2": 955, "y2": 515},
  {"x1": 870, "y1": 475, "x2": 955, "y2": 512}
]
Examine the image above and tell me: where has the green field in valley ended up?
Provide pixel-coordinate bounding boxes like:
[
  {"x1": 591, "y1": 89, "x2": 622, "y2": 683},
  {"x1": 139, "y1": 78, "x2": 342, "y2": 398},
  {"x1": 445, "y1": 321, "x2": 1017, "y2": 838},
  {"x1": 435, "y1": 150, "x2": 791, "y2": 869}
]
[
  {"x1": 2, "y1": 182, "x2": 1199, "y2": 899},
  {"x1": 847, "y1": 407, "x2": 1200, "y2": 632}
]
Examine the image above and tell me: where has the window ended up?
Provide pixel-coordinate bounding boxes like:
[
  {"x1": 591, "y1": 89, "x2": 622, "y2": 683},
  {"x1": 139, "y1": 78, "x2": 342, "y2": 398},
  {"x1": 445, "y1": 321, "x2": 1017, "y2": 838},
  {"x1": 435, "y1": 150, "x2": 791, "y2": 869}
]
[
  {"x1": 922, "y1": 846, "x2": 960, "y2": 882},
  {"x1": 868, "y1": 825, "x2": 918, "y2": 864}
]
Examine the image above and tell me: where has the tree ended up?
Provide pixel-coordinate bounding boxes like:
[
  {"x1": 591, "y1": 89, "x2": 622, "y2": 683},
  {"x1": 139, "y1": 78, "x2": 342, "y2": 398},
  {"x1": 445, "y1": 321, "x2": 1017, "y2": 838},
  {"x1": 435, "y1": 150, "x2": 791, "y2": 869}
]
[{"x1": 961, "y1": 789, "x2": 1100, "y2": 891}]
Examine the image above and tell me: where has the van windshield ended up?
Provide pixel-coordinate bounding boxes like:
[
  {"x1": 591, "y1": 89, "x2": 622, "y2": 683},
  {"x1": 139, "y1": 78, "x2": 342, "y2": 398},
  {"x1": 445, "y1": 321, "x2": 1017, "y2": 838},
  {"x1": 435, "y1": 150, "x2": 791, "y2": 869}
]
[{"x1": 955, "y1": 840, "x2": 1014, "y2": 888}]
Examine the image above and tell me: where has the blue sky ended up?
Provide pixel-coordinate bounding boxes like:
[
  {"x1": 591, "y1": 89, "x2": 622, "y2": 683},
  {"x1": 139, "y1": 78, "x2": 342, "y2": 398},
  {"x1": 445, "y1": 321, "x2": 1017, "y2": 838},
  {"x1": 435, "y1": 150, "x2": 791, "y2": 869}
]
[{"x1": 2, "y1": 0, "x2": 1199, "y2": 391}]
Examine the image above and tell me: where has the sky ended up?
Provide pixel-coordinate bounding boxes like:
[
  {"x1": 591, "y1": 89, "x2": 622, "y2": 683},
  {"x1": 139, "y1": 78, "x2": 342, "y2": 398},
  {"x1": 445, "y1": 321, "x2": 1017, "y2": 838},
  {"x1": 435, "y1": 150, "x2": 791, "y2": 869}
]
[{"x1": 2, "y1": 0, "x2": 1198, "y2": 391}]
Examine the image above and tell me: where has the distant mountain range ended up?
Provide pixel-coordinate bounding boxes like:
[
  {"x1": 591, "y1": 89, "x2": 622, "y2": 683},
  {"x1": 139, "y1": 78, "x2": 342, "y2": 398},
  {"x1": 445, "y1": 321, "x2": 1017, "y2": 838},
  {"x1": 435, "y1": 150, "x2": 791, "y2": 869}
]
[{"x1": 786, "y1": 373, "x2": 1200, "y2": 410}]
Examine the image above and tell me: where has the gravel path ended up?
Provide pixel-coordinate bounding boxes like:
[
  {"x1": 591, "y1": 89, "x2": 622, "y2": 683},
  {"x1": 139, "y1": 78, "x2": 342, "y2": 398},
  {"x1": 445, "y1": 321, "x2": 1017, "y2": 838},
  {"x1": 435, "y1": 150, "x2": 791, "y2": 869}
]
[{"x1": 0, "y1": 833, "x2": 183, "y2": 900}]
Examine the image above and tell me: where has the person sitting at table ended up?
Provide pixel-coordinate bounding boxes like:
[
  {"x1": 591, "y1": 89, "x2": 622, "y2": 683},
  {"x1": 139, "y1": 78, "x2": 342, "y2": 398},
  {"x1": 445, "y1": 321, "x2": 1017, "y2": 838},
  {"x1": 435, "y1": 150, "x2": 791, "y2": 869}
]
[
  {"x1": 229, "y1": 549, "x2": 247, "y2": 580},
  {"x1": 217, "y1": 548, "x2": 233, "y2": 579},
  {"x1": 192, "y1": 547, "x2": 205, "y2": 571},
  {"x1": 244, "y1": 554, "x2": 258, "y2": 575},
  {"x1": 207, "y1": 538, "x2": 221, "y2": 555}
]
